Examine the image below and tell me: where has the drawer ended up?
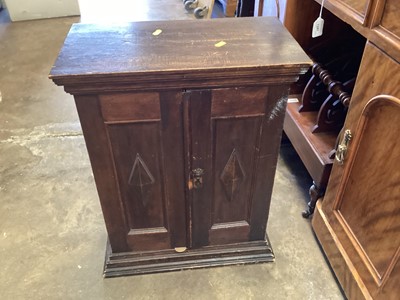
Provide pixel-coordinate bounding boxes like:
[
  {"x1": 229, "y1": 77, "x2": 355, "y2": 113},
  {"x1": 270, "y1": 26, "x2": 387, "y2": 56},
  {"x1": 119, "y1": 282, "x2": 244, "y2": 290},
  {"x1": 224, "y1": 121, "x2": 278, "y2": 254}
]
[{"x1": 369, "y1": 0, "x2": 400, "y2": 62}]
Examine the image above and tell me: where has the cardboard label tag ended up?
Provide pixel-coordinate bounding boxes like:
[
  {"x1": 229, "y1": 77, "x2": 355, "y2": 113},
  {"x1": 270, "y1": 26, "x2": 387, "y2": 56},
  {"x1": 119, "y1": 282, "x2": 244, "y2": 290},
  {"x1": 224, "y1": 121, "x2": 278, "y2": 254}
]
[
  {"x1": 312, "y1": 17, "x2": 324, "y2": 38},
  {"x1": 312, "y1": 0, "x2": 325, "y2": 38}
]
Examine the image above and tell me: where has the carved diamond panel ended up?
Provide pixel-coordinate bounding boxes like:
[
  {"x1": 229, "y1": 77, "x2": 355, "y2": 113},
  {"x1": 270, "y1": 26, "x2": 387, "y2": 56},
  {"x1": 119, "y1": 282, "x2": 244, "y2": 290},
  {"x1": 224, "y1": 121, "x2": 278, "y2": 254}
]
[
  {"x1": 220, "y1": 149, "x2": 246, "y2": 202},
  {"x1": 128, "y1": 153, "x2": 155, "y2": 206}
]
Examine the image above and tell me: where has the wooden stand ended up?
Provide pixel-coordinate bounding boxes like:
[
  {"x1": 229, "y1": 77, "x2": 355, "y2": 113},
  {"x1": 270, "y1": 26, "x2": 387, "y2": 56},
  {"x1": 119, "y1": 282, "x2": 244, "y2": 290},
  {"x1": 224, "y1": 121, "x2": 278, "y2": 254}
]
[
  {"x1": 283, "y1": 3, "x2": 365, "y2": 217},
  {"x1": 50, "y1": 17, "x2": 310, "y2": 277}
]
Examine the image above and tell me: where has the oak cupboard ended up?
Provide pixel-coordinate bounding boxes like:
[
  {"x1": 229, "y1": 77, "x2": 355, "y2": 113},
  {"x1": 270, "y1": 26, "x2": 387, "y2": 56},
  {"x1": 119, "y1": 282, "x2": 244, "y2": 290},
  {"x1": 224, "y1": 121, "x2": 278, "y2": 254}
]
[{"x1": 50, "y1": 17, "x2": 310, "y2": 277}]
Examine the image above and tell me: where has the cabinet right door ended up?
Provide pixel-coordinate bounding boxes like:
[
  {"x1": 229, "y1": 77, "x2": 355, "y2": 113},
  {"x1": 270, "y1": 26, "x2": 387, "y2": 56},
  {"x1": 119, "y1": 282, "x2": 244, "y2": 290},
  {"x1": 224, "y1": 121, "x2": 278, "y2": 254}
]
[
  {"x1": 185, "y1": 86, "x2": 289, "y2": 248},
  {"x1": 312, "y1": 42, "x2": 400, "y2": 299}
]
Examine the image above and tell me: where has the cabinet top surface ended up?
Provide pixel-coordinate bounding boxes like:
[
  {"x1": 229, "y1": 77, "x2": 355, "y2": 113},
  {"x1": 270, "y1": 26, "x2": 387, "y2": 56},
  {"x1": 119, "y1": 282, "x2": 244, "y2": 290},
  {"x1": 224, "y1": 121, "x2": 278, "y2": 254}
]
[{"x1": 49, "y1": 17, "x2": 311, "y2": 83}]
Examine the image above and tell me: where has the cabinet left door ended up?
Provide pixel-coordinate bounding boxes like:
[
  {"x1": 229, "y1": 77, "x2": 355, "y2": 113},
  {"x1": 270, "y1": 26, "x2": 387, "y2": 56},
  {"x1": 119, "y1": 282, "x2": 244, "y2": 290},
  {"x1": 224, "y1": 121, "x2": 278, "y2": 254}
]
[{"x1": 75, "y1": 91, "x2": 187, "y2": 253}]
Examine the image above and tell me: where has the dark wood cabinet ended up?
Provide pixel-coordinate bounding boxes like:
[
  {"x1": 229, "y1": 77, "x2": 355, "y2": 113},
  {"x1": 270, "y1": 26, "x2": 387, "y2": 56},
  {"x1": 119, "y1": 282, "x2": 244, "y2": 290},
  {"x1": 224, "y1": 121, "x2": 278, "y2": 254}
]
[{"x1": 50, "y1": 17, "x2": 310, "y2": 277}]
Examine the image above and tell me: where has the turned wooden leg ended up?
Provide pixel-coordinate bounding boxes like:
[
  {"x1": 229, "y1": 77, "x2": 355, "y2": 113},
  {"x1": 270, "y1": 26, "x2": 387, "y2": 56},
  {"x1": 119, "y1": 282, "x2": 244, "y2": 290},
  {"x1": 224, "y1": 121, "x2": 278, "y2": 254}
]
[{"x1": 302, "y1": 182, "x2": 325, "y2": 218}]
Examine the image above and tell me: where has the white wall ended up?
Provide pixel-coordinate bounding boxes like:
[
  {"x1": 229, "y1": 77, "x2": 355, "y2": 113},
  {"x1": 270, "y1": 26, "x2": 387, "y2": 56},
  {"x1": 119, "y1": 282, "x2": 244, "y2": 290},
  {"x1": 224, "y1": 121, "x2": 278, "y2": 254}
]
[{"x1": 4, "y1": 0, "x2": 80, "y2": 21}]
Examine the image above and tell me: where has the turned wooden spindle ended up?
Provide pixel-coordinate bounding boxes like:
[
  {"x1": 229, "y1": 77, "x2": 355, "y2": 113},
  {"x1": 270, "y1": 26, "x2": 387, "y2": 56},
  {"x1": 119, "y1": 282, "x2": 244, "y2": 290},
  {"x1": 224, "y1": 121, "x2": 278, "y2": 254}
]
[{"x1": 312, "y1": 63, "x2": 351, "y2": 107}]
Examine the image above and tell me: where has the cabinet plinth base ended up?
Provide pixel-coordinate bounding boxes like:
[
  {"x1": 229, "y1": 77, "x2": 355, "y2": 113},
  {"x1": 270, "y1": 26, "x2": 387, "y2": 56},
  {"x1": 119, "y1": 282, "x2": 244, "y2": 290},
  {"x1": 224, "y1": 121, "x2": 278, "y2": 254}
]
[{"x1": 103, "y1": 239, "x2": 274, "y2": 278}]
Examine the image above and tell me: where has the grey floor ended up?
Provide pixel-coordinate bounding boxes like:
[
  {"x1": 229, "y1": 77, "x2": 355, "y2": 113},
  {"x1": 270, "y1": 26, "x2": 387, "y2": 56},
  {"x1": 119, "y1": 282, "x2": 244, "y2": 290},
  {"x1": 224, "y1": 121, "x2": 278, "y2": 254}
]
[{"x1": 0, "y1": 5, "x2": 344, "y2": 300}]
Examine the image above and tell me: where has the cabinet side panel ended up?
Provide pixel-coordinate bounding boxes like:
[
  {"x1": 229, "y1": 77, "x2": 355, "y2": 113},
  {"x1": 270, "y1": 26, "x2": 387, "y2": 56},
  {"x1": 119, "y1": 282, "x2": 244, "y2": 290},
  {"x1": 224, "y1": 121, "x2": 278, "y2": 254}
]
[
  {"x1": 249, "y1": 85, "x2": 289, "y2": 240},
  {"x1": 74, "y1": 95, "x2": 129, "y2": 252}
]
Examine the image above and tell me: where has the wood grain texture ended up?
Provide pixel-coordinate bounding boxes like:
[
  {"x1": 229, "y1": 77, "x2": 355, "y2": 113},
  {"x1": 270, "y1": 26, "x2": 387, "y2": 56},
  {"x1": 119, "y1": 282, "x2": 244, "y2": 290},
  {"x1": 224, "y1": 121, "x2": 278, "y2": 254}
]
[
  {"x1": 379, "y1": 0, "x2": 400, "y2": 37},
  {"x1": 186, "y1": 86, "x2": 288, "y2": 246},
  {"x1": 319, "y1": 0, "x2": 372, "y2": 25},
  {"x1": 337, "y1": 96, "x2": 400, "y2": 282},
  {"x1": 212, "y1": 117, "x2": 261, "y2": 223},
  {"x1": 284, "y1": 0, "x2": 324, "y2": 52},
  {"x1": 100, "y1": 93, "x2": 160, "y2": 122},
  {"x1": 107, "y1": 122, "x2": 166, "y2": 230},
  {"x1": 369, "y1": 0, "x2": 400, "y2": 63},
  {"x1": 284, "y1": 100, "x2": 336, "y2": 185},
  {"x1": 103, "y1": 91, "x2": 187, "y2": 251},
  {"x1": 313, "y1": 0, "x2": 373, "y2": 35},
  {"x1": 312, "y1": 202, "x2": 370, "y2": 299},
  {"x1": 249, "y1": 85, "x2": 289, "y2": 240},
  {"x1": 332, "y1": 0, "x2": 371, "y2": 17},
  {"x1": 186, "y1": 90, "x2": 213, "y2": 248},
  {"x1": 314, "y1": 43, "x2": 400, "y2": 300},
  {"x1": 49, "y1": 17, "x2": 311, "y2": 91},
  {"x1": 159, "y1": 92, "x2": 187, "y2": 248},
  {"x1": 211, "y1": 87, "x2": 266, "y2": 118}
]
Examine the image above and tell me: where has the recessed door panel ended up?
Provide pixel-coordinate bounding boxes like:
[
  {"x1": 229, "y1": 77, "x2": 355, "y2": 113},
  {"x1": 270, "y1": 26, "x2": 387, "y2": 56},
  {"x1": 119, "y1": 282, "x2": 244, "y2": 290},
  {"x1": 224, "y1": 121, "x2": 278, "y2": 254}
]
[
  {"x1": 335, "y1": 96, "x2": 400, "y2": 284},
  {"x1": 107, "y1": 122, "x2": 165, "y2": 230},
  {"x1": 212, "y1": 117, "x2": 261, "y2": 224}
]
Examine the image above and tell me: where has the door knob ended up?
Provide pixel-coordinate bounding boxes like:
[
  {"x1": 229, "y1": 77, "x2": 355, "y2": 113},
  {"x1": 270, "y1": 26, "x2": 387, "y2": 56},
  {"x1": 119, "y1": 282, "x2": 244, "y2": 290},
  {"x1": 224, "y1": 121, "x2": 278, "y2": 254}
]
[{"x1": 335, "y1": 129, "x2": 352, "y2": 165}]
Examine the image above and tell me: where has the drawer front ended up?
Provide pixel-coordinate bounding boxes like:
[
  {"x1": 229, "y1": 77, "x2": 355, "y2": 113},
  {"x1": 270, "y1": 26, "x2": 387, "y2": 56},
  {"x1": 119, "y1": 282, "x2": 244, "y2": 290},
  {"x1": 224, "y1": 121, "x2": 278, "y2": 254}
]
[
  {"x1": 323, "y1": 0, "x2": 373, "y2": 26},
  {"x1": 379, "y1": 0, "x2": 400, "y2": 37},
  {"x1": 334, "y1": 0, "x2": 370, "y2": 17},
  {"x1": 369, "y1": 0, "x2": 400, "y2": 62}
]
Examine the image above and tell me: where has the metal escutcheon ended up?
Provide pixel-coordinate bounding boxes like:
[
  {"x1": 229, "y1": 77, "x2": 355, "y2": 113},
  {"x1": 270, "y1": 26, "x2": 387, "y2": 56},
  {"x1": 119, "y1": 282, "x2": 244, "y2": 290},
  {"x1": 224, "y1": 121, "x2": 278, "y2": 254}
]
[{"x1": 192, "y1": 168, "x2": 204, "y2": 189}]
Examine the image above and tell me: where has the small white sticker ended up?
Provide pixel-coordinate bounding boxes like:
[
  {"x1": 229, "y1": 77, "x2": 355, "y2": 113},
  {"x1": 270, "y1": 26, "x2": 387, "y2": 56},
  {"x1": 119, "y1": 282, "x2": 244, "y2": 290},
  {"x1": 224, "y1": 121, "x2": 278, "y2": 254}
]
[
  {"x1": 152, "y1": 29, "x2": 162, "y2": 36},
  {"x1": 215, "y1": 41, "x2": 227, "y2": 48},
  {"x1": 288, "y1": 98, "x2": 299, "y2": 103}
]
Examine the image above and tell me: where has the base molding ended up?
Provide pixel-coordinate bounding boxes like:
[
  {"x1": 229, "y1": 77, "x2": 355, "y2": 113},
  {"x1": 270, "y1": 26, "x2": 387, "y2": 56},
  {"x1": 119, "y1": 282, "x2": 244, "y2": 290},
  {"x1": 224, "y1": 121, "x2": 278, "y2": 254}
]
[
  {"x1": 312, "y1": 201, "x2": 368, "y2": 300},
  {"x1": 103, "y1": 239, "x2": 274, "y2": 277}
]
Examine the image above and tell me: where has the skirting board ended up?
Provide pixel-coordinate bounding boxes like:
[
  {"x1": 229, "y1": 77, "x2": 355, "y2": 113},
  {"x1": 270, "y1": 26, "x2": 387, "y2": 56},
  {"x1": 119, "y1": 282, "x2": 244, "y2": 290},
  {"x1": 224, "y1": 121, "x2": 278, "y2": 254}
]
[{"x1": 103, "y1": 239, "x2": 274, "y2": 278}]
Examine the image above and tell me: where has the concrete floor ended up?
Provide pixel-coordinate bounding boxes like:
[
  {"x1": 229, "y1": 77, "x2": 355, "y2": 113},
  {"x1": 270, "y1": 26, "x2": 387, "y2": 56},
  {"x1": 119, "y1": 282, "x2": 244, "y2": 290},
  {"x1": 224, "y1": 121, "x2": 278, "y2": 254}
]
[{"x1": 0, "y1": 5, "x2": 344, "y2": 300}]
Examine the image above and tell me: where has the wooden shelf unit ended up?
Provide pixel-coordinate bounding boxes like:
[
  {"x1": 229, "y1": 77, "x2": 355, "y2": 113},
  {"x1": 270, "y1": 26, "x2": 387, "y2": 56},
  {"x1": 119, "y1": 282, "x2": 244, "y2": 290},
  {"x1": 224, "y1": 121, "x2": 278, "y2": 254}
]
[{"x1": 283, "y1": 0, "x2": 400, "y2": 298}]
